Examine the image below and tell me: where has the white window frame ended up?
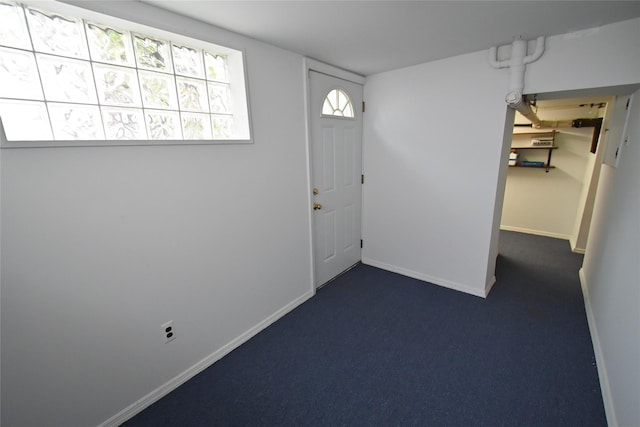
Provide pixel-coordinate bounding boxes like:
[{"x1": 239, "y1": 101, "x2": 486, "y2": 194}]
[{"x1": 0, "y1": 0, "x2": 253, "y2": 148}]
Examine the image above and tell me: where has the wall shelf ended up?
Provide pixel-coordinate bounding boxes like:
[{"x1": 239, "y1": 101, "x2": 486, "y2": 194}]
[{"x1": 510, "y1": 131, "x2": 557, "y2": 172}]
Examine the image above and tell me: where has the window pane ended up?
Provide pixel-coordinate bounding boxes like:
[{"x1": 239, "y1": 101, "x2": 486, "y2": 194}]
[
  {"x1": 181, "y1": 112, "x2": 212, "y2": 140},
  {"x1": 134, "y1": 33, "x2": 172, "y2": 72},
  {"x1": 172, "y1": 44, "x2": 204, "y2": 78},
  {"x1": 139, "y1": 70, "x2": 177, "y2": 109},
  {"x1": 177, "y1": 77, "x2": 208, "y2": 112},
  {"x1": 0, "y1": 47, "x2": 43, "y2": 99},
  {"x1": 211, "y1": 115, "x2": 232, "y2": 139},
  {"x1": 322, "y1": 88, "x2": 354, "y2": 118},
  {"x1": 144, "y1": 110, "x2": 180, "y2": 139},
  {"x1": 204, "y1": 51, "x2": 228, "y2": 82},
  {"x1": 101, "y1": 106, "x2": 146, "y2": 139},
  {"x1": 0, "y1": 99, "x2": 52, "y2": 140},
  {"x1": 1, "y1": 2, "x2": 250, "y2": 144},
  {"x1": 86, "y1": 21, "x2": 135, "y2": 66},
  {"x1": 207, "y1": 82, "x2": 230, "y2": 114},
  {"x1": 0, "y1": 1, "x2": 32, "y2": 49},
  {"x1": 48, "y1": 103, "x2": 105, "y2": 140},
  {"x1": 322, "y1": 97, "x2": 334, "y2": 115},
  {"x1": 37, "y1": 54, "x2": 97, "y2": 103},
  {"x1": 338, "y1": 91, "x2": 348, "y2": 109},
  {"x1": 93, "y1": 63, "x2": 141, "y2": 107},
  {"x1": 343, "y1": 103, "x2": 353, "y2": 117},
  {"x1": 26, "y1": 6, "x2": 88, "y2": 58}
]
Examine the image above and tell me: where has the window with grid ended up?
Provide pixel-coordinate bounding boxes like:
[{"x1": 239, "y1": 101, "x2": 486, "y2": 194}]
[
  {"x1": 322, "y1": 88, "x2": 354, "y2": 118},
  {"x1": 0, "y1": 1, "x2": 252, "y2": 146}
]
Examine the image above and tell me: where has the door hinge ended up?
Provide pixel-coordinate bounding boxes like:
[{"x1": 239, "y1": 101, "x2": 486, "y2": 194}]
[
  {"x1": 626, "y1": 98, "x2": 630, "y2": 110},
  {"x1": 362, "y1": 101, "x2": 366, "y2": 113},
  {"x1": 361, "y1": 174, "x2": 364, "y2": 184},
  {"x1": 360, "y1": 239, "x2": 363, "y2": 249}
]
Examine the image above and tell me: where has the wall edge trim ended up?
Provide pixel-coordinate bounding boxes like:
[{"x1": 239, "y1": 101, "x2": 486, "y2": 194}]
[
  {"x1": 304, "y1": 57, "x2": 365, "y2": 85},
  {"x1": 98, "y1": 289, "x2": 315, "y2": 427},
  {"x1": 500, "y1": 225, "x2": 570, "y2": 241},
  {"x1": 579, "y1": 268, "x2": 618, "y2": 427},
  {"x1": 362, "y1": 258, "x2": 486, "y2": 298}
]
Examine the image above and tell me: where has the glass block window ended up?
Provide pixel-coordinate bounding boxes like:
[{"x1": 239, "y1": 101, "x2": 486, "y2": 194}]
[
  {"x1": 322, "y1": 88, "x2": 354, "y2": 118},
  {"x1": 0, "y1": 1, "x2": 251, "y2": 145}
]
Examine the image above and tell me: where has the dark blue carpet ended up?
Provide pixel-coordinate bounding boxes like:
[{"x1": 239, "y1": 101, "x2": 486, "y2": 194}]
[{"x1": 123, "y1": 231, "x2": 605, "y2": 426}]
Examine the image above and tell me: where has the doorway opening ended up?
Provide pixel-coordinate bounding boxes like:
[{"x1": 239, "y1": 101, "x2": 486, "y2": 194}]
[
  {"x1": 493, "y1": 85, "x2": 636, "y2": 274},
  {"x1": 502, "y1": 95, "x2": 609, "y2": 252}
]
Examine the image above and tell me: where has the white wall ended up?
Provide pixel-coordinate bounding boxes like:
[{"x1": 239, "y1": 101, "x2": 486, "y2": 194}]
[
  {"x1": 581, "y1": 88, "x2": 640, "y2": 427},
  {"x1": 501, "y1": 128, "x2": 593, "y2": 240},
  {"x1": 1, "y1": 2, "x2": 313, "y2": 426},
  {"x1": 526, "y1": 21, "x2": 640, "y2": 96},
  {"x1": 362, "y1": 50, "x2": 508, "y2": 297},
  {"x1": 362, "y1": 16, "x2": 640, "y2": 425}
]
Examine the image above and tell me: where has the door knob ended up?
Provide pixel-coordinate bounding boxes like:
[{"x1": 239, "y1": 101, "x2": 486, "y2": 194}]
[{"x1": 313, "y1": 203, "x2": 323, "y2": 210}]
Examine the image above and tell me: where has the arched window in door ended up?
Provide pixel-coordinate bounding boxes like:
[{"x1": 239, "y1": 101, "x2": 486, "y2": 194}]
[{"x1": 322, "y1": 88, "x2": 354, "y2": 118}]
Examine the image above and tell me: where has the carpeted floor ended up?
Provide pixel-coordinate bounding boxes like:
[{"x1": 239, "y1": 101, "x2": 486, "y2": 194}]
[{"x1": 123, "y1": 231, "x2": 606, "y2": 426}]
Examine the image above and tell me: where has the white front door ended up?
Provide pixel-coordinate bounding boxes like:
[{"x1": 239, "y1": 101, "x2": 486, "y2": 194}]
[{"x1": 309, "y1": 71, "x2": 363, "y2": 287}]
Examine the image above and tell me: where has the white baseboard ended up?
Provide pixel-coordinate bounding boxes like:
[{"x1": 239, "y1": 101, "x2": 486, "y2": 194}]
[
  {"x1": 362, "y1": 258, "x2": 487, "y2": 298},
  {"x1": 579, "y1": 268, "x2": 617, "y2": 427},
  {"x1": 569, "y1": 236, "x2": 586, "y2": 254},
  {"x1": 484, "y1": 275, "x2": 497, "y2": 297},
  {"x1": 99, "y1": 289, "x2": 315, "y2": 427},
  {"x1": 500, "y1": 225, "x2": 570, "y2": 241}
]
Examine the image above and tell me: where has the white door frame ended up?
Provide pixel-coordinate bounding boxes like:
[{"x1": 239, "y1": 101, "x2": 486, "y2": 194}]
[{"x1": 303, "y1": 58, "x2": 366, "y2": 290}]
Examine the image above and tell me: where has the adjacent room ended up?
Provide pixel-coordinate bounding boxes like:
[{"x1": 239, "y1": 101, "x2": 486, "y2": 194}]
[
  {"x1": 1, "y1": 1, "x2": 639, "y2": 426},
  {"x1": 501, "y1": 97, "x2": 610, "y2": 251}
]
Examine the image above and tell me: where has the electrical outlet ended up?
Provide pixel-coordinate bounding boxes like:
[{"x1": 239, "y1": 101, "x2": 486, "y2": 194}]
[{"x1": 161, "y1": 320, "x2": 176, "y2": 343}]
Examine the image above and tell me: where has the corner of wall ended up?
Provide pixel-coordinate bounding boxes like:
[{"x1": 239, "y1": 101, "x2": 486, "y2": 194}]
[
  {"x1": 484, "y1": 275, "x2": 497, "y2": 298},
  {"x1": 99, "y1": 289, "x2": 315, "y2": 426},
  {"x1": 486, "y1": 106, "x2": 515, "y2": 295},
  {"x1": 362, "y1": 258, "x2": 487, "y2": 298},
  {"x1": 569, "y1": 236, "x2": 586, "y2": 254}
]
